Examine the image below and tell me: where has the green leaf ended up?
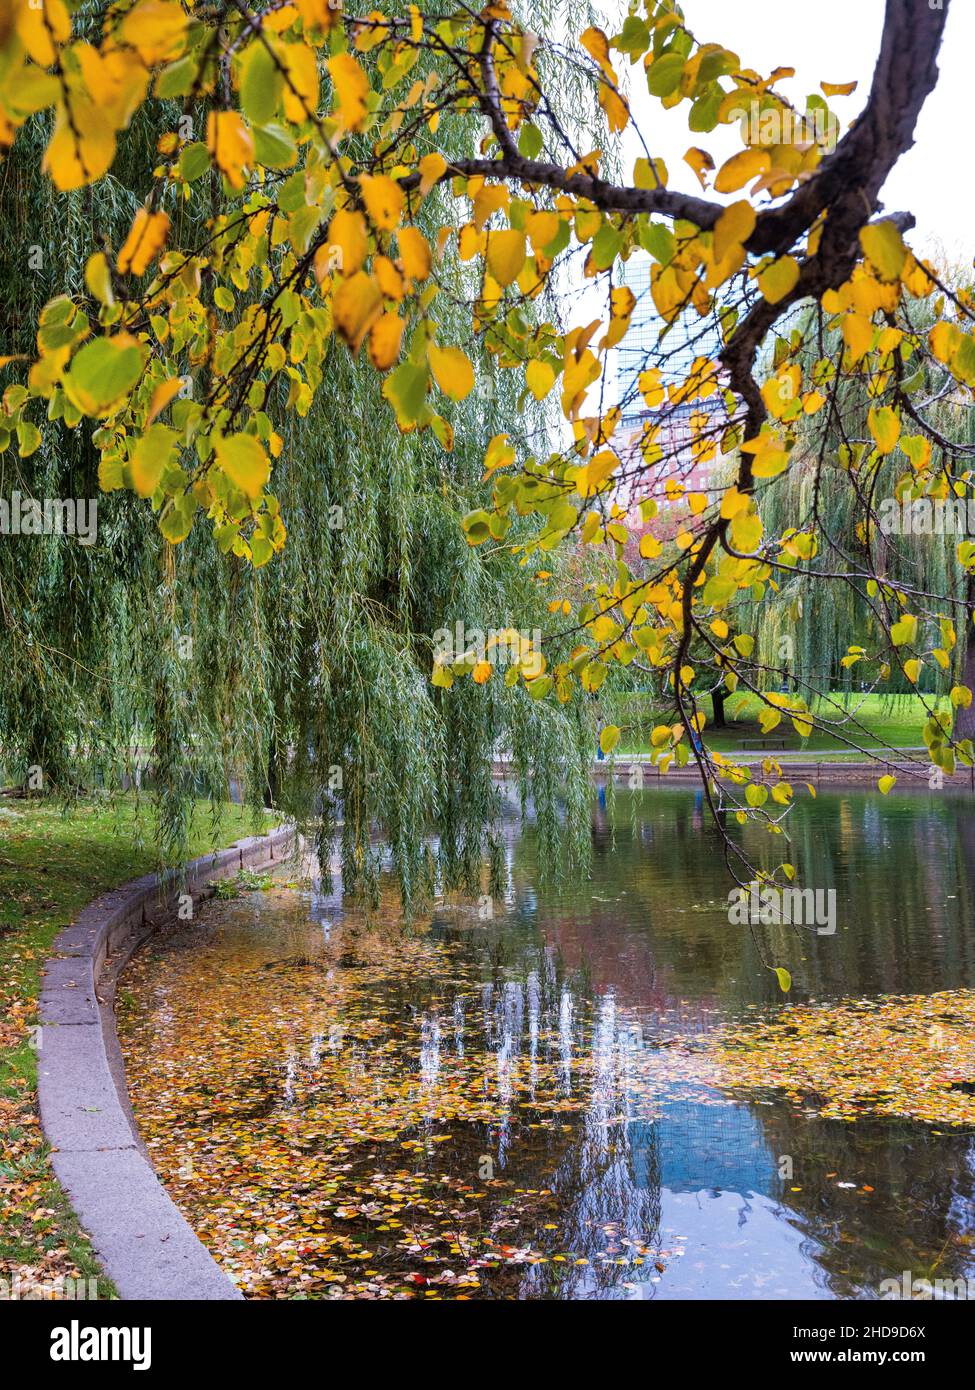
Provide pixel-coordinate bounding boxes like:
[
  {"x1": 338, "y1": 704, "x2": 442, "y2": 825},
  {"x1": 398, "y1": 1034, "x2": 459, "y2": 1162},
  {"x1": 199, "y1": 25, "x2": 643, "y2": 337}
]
[
  {"x1": 461, "y1": 509, "x2": 491, "y2": 545},
  {"x1": 15, "y1": 420, "x2": 41, "y2": 457},
  {"x1": 252, "y1": 123, "x2": 297, "y2": 169},
  {"x1": 614, "y1": 16, "x2": 650, "y2": 60},
  {"x1": 155, "y1": 54, "x2": 198, "y2": 99},
  {"x1": 179, "y1": 142, "x2": 211, "y2": 183},
  {"x1": 130, "y1": 424, "x2": 177, "y2": 498},
  {"x1": 240, "y1": 42, "x2": 283, "y2": 126},
  {"x1": 646, "y1": 51, "x2": 685, "y2": 97},
  {"x1": 382, "y1": 361, "x2": 429, "y2": 429},
  {"x1": 158, "y1": 494, "x2": 195, "y2": 544},
  {"x1": 63, "y1": 336, "x2": 146, "y2": 418},
  {"x1": 590, "y1": 223, "x2": 623, "y2": 271},
  {"x1": 517, "y1": 122, "x2": 543, "y2": 158},
  {"x1": 639, "y1": 221, "x2": 675, "y2": 265}
]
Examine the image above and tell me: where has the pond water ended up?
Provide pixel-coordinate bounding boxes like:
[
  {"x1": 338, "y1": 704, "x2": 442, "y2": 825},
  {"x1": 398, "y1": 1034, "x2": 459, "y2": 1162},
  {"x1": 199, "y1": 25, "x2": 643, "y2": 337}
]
[{"x1": 117, "y1": 786, "x2": 975, "y2": 1300}]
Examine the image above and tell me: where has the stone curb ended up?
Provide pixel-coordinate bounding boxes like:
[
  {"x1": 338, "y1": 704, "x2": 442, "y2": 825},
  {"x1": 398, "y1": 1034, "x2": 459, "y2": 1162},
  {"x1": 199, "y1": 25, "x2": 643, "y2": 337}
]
[
  {"x1": 491, "y1": 758, "x2": 975, "y2": 789},
  {"x1": 36, "y1": 823, "x2": 296, "y2": 1301}
]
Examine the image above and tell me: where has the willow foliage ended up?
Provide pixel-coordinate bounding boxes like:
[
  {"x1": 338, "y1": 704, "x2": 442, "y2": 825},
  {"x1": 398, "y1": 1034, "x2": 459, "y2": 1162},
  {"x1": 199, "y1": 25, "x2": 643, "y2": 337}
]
[{"x1": 0, "y1": 0, "x2": 601, "y2": 895}]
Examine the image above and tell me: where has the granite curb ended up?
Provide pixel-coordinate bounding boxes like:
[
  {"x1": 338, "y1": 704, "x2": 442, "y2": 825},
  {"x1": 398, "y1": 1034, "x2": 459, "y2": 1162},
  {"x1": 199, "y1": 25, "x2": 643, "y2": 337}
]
[{"x1": 36, "y1": 823, "x2": 296, "y2": 1300}]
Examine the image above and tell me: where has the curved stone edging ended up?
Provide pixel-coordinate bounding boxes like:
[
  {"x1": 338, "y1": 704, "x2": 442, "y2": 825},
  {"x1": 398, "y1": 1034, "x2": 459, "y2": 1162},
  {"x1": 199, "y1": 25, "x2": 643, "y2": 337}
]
[{"x1": 37, "y1": 824, "x2": 296, "y2": 1301}]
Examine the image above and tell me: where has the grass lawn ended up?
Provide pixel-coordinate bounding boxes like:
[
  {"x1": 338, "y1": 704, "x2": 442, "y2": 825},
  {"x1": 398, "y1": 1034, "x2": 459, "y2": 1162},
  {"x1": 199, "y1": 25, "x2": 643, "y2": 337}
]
[
  {"x1": 615, "y1": 691, "x2": 947, "y2": 758},
  {"x1": 0, "y1": 795, "x2": 269, "y2": 1298}
]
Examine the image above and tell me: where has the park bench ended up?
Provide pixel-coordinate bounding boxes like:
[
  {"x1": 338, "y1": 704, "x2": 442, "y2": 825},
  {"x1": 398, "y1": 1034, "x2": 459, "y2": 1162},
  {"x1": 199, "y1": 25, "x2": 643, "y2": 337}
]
[{"x1": 738, "y1": 736, "x2": 789, "y2": 751}]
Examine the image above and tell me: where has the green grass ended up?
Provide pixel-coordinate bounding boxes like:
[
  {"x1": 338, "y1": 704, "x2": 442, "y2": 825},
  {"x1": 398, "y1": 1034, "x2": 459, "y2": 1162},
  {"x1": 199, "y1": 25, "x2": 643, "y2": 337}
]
[
  {"x1": 614, "y1": 692, "x2": 946, "y2": 758},
  {"x1": 0, "y1": 794, "x2": 269, "y2": 1297}
]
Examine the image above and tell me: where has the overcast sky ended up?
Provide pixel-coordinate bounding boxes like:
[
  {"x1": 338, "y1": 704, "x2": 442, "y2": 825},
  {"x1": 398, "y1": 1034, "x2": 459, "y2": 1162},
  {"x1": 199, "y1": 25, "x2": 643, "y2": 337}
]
[{"x1": 615, "y1": 0, "x2": 975, "y2": 263}]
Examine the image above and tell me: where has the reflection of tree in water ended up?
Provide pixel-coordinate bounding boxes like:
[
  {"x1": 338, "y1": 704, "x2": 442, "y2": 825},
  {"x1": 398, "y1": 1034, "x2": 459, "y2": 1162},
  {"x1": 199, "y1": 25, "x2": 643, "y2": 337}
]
[
  {"x1": 497, "y1": 786, "x2": 975, "y2": 1296},
  {"x1": 747, "y1": 1105, "x2": 975, "y2": 1299},
  {"x1": 359, "y1": 925, "x2": 665, "y2": 1299},
  {"x1": 512, "y1": 786, "x2": 975, "y2": 1012}
]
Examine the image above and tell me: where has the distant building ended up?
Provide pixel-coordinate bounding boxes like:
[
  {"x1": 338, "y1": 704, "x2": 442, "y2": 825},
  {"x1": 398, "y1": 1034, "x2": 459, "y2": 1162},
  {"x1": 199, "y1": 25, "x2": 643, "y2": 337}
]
[{"x1": 613, "y1": 254, "x2": 728, "y2": 515}]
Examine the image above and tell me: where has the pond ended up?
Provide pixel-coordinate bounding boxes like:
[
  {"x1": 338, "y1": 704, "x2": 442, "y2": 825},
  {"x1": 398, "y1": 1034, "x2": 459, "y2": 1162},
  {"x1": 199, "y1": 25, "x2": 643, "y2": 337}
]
[{"x1": 117, "y1": 785, "x2": 975, "y2": 1300}]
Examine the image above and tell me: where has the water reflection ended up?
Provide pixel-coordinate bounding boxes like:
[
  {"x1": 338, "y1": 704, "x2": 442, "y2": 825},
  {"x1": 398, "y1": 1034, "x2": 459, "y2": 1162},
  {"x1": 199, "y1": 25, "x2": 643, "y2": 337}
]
[{"x1": 118, "y1": 786, "x2": 975, "y2": 1299}]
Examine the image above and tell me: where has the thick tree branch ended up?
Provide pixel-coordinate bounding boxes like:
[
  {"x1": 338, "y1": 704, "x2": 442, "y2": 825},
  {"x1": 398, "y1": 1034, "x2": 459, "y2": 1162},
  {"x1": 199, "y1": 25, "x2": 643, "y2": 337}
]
[{"x1": 402, "y1": 0, "x2": 947, "y2": 273}]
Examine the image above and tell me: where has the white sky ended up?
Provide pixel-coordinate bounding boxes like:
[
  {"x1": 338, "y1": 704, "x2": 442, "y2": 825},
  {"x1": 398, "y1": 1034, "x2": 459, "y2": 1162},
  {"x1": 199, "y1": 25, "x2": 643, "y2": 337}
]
[{"x1": 614, "y1": 0, "x2": 975, "y2": 263}]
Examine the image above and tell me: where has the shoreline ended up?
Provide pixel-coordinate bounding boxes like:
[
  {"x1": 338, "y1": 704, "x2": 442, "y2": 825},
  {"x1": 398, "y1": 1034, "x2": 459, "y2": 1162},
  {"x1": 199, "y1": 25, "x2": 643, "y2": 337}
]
[{"x1": 36, "y1": 826, "x2": 296, "y2": 1301}]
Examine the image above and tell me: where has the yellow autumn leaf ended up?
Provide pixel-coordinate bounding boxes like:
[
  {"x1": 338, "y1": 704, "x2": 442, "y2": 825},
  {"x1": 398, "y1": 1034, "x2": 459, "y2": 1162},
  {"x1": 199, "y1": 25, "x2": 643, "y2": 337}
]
[
  {"x1": 859, "y1": 220, "x2": 907, "y2": 283},
  {"x1": 526, "y1": 359, "x2": 555, "y2": 400},
  {"x1": 130, "y1": 424, "x2": 177, "y2": 498},
  {"x1": 639, "y1": 368, "x2": 664, "y2": 408},
  {"x1": 486, "y1": 229, "x2": 526, "y2": 287},
  {"x1": 714, "y1": 147, "x2": 770, "y2": 194},
  {"x1": 16, "y1": 0, "x2": 71, "y2": 66},
  {"x1": 294, "y1": 0, "x2": 341, "y2": 30},
  {"x1": 43, "y1": 100, "x2": 116, "y2": 191},
  {"x1": 428, "y1": 344, "x2": 475, "y2": 400},
  {"x1": 215, "y1": 433, "x2": 271, "y2": 500},
  {"x1": 472, "y1": 183, "x2": 509, "y2": 229},
  {"x1": 373, "y1": 255, "x2": 405, "y2": 300},
  {"x1": 333, "y1": 271, "x2": 383, "y2": 353},
  {"x1": 526, "y1": 211, "x2": 560, "y2": 253},
  {"x1": 368, "y1": 312, "x2": 403, "y2": 371},
  {"x1": 119, "y1": 0, "x2": 187, "y2": 65},
  {"x1": 599, "y1": 725, "x2": 620, "y2": 755},
  {"x1": 867, "y1": 405, "x2": 901, "y2": 455},
  {"x1": 841, "y1": 311, "x2": 874, "y2": 362},
  {"x1": 684, "y1": 147, "x2": 715, "y2": 189},
  {"x1": 577, "y1": 450, "x2": 617, "y2": 498},
  {"x1": 147, "y1": 377, "x2": 183, "y2": 425},
  {"x1": 84, "y1": 251, "x2": 114, "y2": 306},
  {"x1": 821, "y1": 79, "x2": 857, "y2": 96},
  {"x1": 117, "y1": 209, "x2": 170, "y2": 277},
  {"x1": 397, "y1": 226, "x2": 431, "y2": 281},
  {"x1": 713, "y1": 200, "x2": 756, "y2": 262},
  {"x1": 757, "y1": 255, "x2": 800, "y2": 304},
  {"x1": 418, "y1": 152, "x2": 447, "y2": 194},
  {"x1": 324, "y1": 209, "x2": 368, "y2": 277},
  {"x1": 359, "y1": 174, "x2": 405, "y2": 232},
  {"x1": 731, "y1": 511, "x2": 763, "y2": 552},
  {"x1": 280, "y1": 41, "x2": 320, "y2": 125},
  {"x1": 207, "y1": 110, "x2": 253, "y2": 191},
  {"x1": 328, "y1": 53, "x2": 370, "y2": 131}
]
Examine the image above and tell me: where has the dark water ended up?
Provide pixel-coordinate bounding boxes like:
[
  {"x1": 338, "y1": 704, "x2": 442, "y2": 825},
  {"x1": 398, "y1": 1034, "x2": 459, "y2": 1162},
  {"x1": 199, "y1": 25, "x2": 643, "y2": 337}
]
[{"x1": 119, "y1": 786, "x2": 975, "y2": 1300}]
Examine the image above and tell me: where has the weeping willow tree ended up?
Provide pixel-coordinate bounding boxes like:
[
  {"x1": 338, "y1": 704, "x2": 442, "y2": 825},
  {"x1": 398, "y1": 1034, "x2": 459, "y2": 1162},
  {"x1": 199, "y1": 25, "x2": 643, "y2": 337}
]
[
  {"x1": 745, "y1": 285, "x2": 975, "y2": 721},
  {"x1": 0, "y1": 0, "x2": 603, "y2": 899}
]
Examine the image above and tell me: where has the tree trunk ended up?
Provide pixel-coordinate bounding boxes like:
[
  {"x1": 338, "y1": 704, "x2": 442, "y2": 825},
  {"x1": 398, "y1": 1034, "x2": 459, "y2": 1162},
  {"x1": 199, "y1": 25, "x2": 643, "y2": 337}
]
[
  {"x1": 712, "y1": 688, "x2": 727, "y2": 728},
  {"x1": 955, "y1": 577, "x2": 975, "y2": 745}
]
